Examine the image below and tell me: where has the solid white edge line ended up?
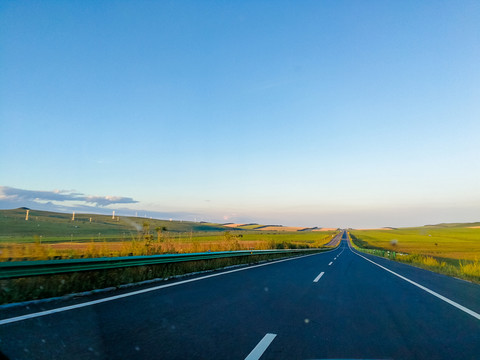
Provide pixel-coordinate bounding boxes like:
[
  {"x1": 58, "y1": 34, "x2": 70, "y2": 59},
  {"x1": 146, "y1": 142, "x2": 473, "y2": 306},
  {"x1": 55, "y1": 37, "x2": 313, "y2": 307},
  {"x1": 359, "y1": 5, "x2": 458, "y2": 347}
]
[
  {"x1": 347, "y1": 236, "x2": 480, "y2": 321},
  {"x1": 245, "y1": 333, "x2": 277, "y2": 360},
  {"x1": 313, "y1": 271, "x2": 325, "y2": 283},
  {"x1": 0, "y1": 251, "x2": 328, "y2": 326}
]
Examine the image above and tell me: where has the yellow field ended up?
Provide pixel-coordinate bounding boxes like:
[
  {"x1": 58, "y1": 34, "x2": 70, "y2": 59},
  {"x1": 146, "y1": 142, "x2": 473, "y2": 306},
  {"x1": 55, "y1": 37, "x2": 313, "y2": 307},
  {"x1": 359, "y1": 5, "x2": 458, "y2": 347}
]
[{"x1": 0, "y1": 231, "x2": 338, "y2": 261}]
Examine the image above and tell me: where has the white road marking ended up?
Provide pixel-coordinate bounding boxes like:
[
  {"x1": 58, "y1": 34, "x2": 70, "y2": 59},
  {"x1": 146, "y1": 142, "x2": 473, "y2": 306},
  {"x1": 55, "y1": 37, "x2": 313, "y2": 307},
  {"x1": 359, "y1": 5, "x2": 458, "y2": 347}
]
[
  {"x1": 245, "y1": 333, "x2": 277, "y2": 360},
  {"x1": 349, "y1": 244, "x2": 480, "y2": 321},
  {"x1": 0, "y1": 252, "x2": 328, "y2": 326},
  {"x1": 328, "y1": 262, "x2": 333, "y2": 266},
  {"x1": 313, "y1": 272, "x2": 325, "y2": 282}
]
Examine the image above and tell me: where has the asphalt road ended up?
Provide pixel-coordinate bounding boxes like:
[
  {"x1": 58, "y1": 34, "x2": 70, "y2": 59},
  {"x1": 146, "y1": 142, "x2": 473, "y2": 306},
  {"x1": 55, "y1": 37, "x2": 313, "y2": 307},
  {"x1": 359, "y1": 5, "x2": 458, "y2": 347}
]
[
  {"x1": 1, "y1": 231, "x2": 479, "y2": 359},
  {"x1": 323, "y1": 231, "x2": 342, "y2": 247}
]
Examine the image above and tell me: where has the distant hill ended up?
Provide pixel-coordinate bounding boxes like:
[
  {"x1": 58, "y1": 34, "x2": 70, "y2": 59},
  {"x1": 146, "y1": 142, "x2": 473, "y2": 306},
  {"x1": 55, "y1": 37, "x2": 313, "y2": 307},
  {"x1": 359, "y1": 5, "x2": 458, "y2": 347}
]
[
  {"x1": 0, "y1": 208, "x2": 344, "y2": 241},
  {"x1": 422, "y1": 222, "x2": 480, "y2": 228},
  {"x1": 0, "y1": 208, "x2": 232, "y2": 241},
  {"x1": 354, "y1": 222, "x2": 480, "y2": 231}
]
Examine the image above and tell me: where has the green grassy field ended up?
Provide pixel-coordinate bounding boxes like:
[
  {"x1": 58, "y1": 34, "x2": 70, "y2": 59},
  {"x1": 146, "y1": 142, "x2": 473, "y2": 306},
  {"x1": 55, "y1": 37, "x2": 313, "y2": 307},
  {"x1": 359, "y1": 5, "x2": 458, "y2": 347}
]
[
  {"x1": 350, "y1": 224, "x2": 480, "y2": 260},
  {"x1": 0, "y1": 208, "x2": 231, "y2": 243},
  {"x1": 350, "y1": 223, "x2": 480, "y2": 283}
]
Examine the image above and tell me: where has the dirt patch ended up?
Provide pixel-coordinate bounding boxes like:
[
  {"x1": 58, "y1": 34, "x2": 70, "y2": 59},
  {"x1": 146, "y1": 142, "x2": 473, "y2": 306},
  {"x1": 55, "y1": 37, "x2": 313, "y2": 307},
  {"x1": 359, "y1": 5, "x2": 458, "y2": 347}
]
[
  {"x1": 257, "y1": 226, "x2": 306, "y2": 232},
  {"x1": 223, "y1": 224, "x2": 244, "y2": 228}
]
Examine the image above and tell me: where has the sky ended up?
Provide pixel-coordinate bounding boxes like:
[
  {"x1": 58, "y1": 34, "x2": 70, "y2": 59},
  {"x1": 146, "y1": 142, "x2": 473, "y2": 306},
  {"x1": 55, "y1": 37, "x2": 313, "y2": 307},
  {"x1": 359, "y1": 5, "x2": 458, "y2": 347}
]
[{"x1": 1, "y1": 1, "x2": 479, "y2": 228}]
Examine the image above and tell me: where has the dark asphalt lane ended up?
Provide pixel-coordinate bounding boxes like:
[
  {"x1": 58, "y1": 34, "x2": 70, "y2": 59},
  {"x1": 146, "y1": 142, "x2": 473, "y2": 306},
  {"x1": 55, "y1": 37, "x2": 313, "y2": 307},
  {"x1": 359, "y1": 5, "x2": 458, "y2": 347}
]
[
  {"x1": 323, "y1": 231, "x2": 343, "y2": 247},
  {"x1": 1, "y1": 232, "x2": 479, "y2": 359},
  {"x1": 263, "y1": 235, "x2": 480, "y2": 359}
]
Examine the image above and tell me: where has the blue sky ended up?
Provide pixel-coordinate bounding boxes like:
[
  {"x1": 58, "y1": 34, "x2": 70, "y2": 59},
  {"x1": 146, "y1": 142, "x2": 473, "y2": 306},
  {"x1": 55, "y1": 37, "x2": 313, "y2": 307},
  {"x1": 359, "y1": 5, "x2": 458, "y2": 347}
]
[{"x1": 1, "y1": 1, "x2": 479, "y2": 228}]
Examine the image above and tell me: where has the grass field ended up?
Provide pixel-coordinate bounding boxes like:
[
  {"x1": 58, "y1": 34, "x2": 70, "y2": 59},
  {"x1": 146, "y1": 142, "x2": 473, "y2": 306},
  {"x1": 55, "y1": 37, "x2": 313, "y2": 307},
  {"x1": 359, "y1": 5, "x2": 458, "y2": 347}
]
[
  {"x1": 350, "y1": 224, "x2": 480, "y2": 260},
  {"x1": 0, "y1": 208, "x2": 230, "y2": 242},
  {"x1": 0, "y1": 208, "x2": 338, "y2": 261},
  {"x1": 350, "y1": 223, "x2": 480, "y2": 283}
]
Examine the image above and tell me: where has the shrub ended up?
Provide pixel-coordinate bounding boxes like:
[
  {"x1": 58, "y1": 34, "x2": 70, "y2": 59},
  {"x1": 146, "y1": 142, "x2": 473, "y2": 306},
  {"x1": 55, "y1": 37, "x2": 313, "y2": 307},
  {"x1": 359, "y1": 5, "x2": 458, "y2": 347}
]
[{"x1": 460, "y1": 260, "x2": 480, "y2": 278}]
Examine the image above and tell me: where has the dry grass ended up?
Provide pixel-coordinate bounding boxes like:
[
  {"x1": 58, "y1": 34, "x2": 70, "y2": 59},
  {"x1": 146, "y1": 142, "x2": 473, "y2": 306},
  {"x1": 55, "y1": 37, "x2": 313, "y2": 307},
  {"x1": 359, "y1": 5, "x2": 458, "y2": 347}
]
[
  {"x1": 397, "y1": 253, "x2": 446, "y2": 267},
  {"x1": 0, "y1": 239, "x2": 250, "y2": 261},
  {"x1": 460, "y1": 260, "x2": 480, "y2": 277},
  {"x1": 0, "y1": 230, "x2": 338, "y2": 261}
]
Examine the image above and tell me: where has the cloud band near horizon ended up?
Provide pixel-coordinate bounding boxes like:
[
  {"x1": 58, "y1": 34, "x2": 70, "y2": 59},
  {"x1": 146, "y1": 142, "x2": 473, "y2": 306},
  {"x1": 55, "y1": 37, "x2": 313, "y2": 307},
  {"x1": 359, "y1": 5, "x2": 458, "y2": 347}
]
[{"x1": 0, "y1": 186, "x2": 138, "y2": 207}]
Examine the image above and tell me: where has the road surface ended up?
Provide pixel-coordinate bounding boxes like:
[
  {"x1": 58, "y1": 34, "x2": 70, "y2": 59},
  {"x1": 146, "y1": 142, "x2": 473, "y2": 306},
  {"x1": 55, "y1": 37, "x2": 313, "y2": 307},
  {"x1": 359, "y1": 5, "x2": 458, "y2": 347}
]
[
  {"x1": 1, "y1": 231, "x2": 479, "y2": 359},
  {"x1": 323, "y1": 231, "x2": 342, "y2": 247}
]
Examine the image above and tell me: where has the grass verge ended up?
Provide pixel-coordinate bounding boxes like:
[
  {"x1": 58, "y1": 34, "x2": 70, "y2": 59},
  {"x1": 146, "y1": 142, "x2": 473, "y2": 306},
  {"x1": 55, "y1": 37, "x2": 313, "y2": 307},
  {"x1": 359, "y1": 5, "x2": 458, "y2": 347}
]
[
  {"x1": 0, "y1": 231, "x2": 338, "y2": 261},
  {"x1": 349, "y1": 232, "x2": 480, "y2": 284}
]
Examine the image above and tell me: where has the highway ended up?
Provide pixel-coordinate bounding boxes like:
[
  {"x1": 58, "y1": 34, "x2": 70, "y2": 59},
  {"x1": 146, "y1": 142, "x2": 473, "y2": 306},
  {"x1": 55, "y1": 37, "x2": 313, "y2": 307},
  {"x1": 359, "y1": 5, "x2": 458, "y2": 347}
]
[{"x1": 1, "y1": 231, "x2": 479, "y2": 359}]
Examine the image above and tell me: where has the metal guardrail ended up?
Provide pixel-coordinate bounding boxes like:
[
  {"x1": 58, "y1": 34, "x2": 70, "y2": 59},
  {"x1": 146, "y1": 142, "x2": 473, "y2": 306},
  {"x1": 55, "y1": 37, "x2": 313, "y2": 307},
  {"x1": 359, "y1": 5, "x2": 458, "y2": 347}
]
[{"x1": 0, "y1": 249, "x2": 324, "y2": 280}]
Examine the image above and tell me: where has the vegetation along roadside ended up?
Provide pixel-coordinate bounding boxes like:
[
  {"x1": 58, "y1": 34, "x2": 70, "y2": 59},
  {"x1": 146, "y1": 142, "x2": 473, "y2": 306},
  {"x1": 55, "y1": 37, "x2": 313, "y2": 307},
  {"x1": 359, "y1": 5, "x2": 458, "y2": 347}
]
[{"x1": 348, "y1": 224, "x2": 480, "y2": 284}]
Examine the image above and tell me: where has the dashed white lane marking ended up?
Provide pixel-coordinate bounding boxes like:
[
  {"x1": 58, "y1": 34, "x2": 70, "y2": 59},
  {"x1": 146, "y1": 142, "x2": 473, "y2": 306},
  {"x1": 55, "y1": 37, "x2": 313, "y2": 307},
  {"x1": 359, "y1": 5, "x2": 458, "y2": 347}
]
[
  {"x1": 0, "y1": 252, "x2": 328, "y2": 326},
  {"x1": 350, "y1": 245, "x2": 480, "y2": 321},
  {"x1": 328, "y1": 262, "x2": 333, "y2": 266},
  {"x1": 245, "y1": 333, "x2": 277, "y2": 360},
  {"x1": 313, "y1": 272, "x2": 325, "y2": 283}
]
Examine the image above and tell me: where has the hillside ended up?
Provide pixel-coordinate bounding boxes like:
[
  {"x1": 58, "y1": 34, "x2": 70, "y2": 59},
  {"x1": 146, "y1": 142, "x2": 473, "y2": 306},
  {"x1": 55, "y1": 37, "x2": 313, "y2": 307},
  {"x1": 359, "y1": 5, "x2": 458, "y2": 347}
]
[{"x1": 0, "y1": 208, "x2": 231, "y2": 242}]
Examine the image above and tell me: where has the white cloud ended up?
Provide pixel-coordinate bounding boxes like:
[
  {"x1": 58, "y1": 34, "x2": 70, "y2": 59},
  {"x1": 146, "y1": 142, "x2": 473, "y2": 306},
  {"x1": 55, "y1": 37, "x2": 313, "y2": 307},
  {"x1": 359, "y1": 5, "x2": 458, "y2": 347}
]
[{"x1": 0, "y1": 186, "x2": 138, "y2": 207}]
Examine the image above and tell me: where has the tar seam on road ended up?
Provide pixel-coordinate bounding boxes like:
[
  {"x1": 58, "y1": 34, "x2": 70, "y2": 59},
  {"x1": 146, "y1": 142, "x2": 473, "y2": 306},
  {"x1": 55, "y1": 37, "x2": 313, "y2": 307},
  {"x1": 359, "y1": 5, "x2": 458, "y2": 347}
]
[
  {"x1": 0, "y1": 252, "x2": 328, "y2": 326},
  {"x1": 244, "y1": 333, "x2": 277, "y2": 360},
  {"x1": 349, "y1": 245, "x2": 480, "y2": 321},
  {"x1": 313, "y1": 272, "x2": 325, "y2": 283}
]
